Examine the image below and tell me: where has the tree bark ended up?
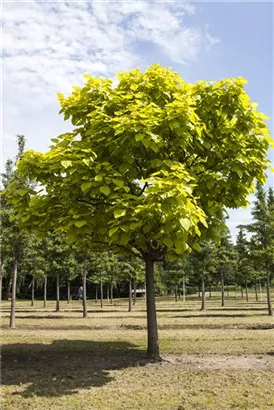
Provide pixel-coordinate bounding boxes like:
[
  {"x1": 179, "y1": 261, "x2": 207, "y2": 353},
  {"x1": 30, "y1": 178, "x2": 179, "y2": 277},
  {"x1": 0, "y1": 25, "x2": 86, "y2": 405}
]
[
  {"x1": 133, "y1": 278, "x2": 137, "y2": 305},
  {"x1": 95, "y1": 285, "x2": 98, "y2": 303},
  {"x1": 100, "y1": 274, "x2": 103, "y2": 308},
  {"x1": 254, "y1": 280, "x2": 258, "y2": 302},
  {"x1": 259, "y1": 279, "x2": 263, "y2": 301},
  {"x1": 0, "y1": 262, "x2": 3, "y2": 304},
  {"x1": 107, "y1": 285, "x2": 109, "y2": 302},
  {"x1": 245, "y1": 280, "x2": 249, "y2": 302},
  {"x1": 235, "y1": 284, "x2": 237, "y2": 299},
  {"x1": 4, "y1": 277, "x2": 12, "y2": 300},
  {"x1": 43, "y1": 276, "x2": 47, "y2": 308},
  {"x1": 266, "y1": 274, "x2": 273, "y2": 316},
  {"x1": 200, "y1": 274, "x2": 206, "y2": 311},
  {"x1": 67, "y1": 280, "x2": 71, "y2": 304},
  {"x1": 128, "y1": 279, "x2": 132, "y2": 312},
  {"x1": 241, "y1": 286, "x2": 244, "y2": 298},
  {"x1": 9, "y1": 260, "x2": 18, "y2": 329},
  {"x1": 226, "y1": 287, "x2": 229, "y2": 297},
  {"x1": 110, "y1": 283, "x2": 113, "y2": 305},
  {"x1": 56, "y1": 274, "x2": 60, "y2": 312},
  {"x1": 31, "y1": 278, "x2": 35, "y2": 307},
  {"x1": 182, "y1": 278, "x2": 186, "y2": 302},
  {"x1": 175, "y1": 285, "x2": 178, "y2": 302},
  {"x1": 209, "y1": 282, "x2": 212, "y2": 299},
  {"x1": 145, "y1": 257, "x2": 159, "y2": 360},
  {"x1": 221, "y1": 266, "x2": 225, "y2": 307},
  {"x1": 82, "y1": 259, "x2": 87, "y2": 318}
]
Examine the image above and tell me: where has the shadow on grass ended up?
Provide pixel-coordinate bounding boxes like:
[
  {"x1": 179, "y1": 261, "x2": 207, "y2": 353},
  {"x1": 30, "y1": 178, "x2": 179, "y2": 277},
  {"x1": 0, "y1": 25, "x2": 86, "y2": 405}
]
[{"x1": 1, "y1": 340, "x2": 148, "y2": 398}]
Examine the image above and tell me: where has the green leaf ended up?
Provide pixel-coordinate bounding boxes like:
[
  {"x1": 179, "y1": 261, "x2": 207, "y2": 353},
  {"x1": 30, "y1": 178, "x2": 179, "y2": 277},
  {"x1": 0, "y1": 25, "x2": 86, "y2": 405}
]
[
  {"x1": 95, "y1": 174, "x2": 103, "y2": 182},
  {"x1": 74, "y1": 220, "x2": 87, "y2": 228},
  {"x1": 109, "y1": 227, "x2": 118, "y2": 237},
  {"x1": 114, "y1": 209, "x2": 126, "y2": 218},
  {"x1": 163, "y1": 237, "x2": 173, "y2": 248},
  {"x1": 100, "y1": 186, "x2": 110, "y2": 196},
  {"x1": 113, "y1": 179, "x2": 124, "y2": 187},
  {"x1": 16, "y1": 188, "x2": 29, "y2": 197},
  {"x1": 120, "y1": 232, "x2": 130, "y2": 245},
  {"x1": 81, "y1": 182, "x2": 92, "y2": 192},
  {"x1": 135, "y1": 133, "x2": 144, "y2": 142},
  {"x1": 61, "y1": 160, "x2": 72, "y2": 169},
  {"x1": 179, "y1": 218, "x2": 191, "y2": 231}
]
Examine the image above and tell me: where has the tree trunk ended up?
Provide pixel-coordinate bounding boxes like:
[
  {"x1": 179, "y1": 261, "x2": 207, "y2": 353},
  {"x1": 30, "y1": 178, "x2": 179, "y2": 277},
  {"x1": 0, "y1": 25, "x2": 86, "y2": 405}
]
[
  {"x1": 82, "y1": 259, "x2": 87, "y2": 318},
  {"x1": 56, "y1": 274, "x2": 60, "y2": 312},
  {"x1": 133, "y1": 278, "x2": 137, "y2": 305},
  {"x1": 241, "y1": 286, "x2": 244, "y2": 298},
  {"x1": 110, "y1": 283, "x2": 113, "y2": 305},
  {"x1": 31, "y1": 278, "x2": 35, "y2": 307},
  {"x1": 200, "y1": 274, "x2": 206, "y2": 311},
  {"x1": 221, "y1": 266, "x2": 225, "y2": 307},
  {"x1": 128, "y1": 279, "x2": 132, "y2": 312},
  {"x1": 198, "y1": 289, "x2": 201, "y2": 298},
  {"x1": 43, "y1": 276, "x2": 47, "y2": 308},
  {"x1": 266, "y1": 274, "x2": 273, "y2": 316},
  {"x1": 175, "y1": 285, "x2": 178, "y2": 302},
  {"x1": 209, "y1": 282, "x2": 212, "y2": 299},
  {"x1": 9, "y1": 260, "x2": 18, "y2": 329},
  {"x1": 235, "y1": 284, "x2": 237, "y2": 299},
  {"x1": 245, "y1": 280, "x2": 249, "y2": 302},
  {"x1": 254, "y1": 280, "x2": 258, "y2": 302},
  {"x1": 95, "y1": 286, "x2": 98, "y2": 303},
  {"x1": 100, "y1": 274, "x2": 103, "y2": 308},
  {"x1": 183, "y1": 278, "x2": 186, "y2": 302},
  {"x1": 4, "y1": 277, "x2": 12, "y2": 300},
  {"x1": 107, "y1": 285, "x2": 109, "y2": 302},
  {"x1": 226, "y1": 287, "x2": 229, "y2": 297},
  {"x1": 0, "y1": 262, "x2": 3, "y2": 304},
  {"x1": 259, "y1": 279, "x2": 263, "y2": 301},
  {"x1": 145, "y1": 258, "x2": 159, "y2": 360},
  {"x1": 67, "y1": 280, "x2": 71, "y2": 304}
]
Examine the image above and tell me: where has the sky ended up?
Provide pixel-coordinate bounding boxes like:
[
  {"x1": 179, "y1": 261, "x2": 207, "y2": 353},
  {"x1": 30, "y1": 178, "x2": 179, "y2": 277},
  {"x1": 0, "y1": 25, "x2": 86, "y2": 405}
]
[{"x1": 1, "y1": 0, "x2": 273, "y2": 241}]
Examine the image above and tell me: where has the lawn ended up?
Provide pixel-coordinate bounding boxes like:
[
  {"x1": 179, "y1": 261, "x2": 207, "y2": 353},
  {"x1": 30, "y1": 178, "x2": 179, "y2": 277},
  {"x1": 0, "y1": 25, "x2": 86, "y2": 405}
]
[{"x1": 1, "y1": 294, "x2": 274, "y2": 410}]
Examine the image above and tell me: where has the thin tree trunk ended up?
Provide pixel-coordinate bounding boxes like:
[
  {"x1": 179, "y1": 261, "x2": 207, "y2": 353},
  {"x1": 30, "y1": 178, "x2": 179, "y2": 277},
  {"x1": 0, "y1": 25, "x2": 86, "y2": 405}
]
[
  {"x1": 175, "y1": 285, "x2": 178, "y2": 302},
  {"x1": 254, "y1": 280, "x2": 258, "y2": 302},
  {"x1": 266, "y1": 274, "x2": 273, "y2": 316},
  {"x1": 128, "y1": 279, "x2": 132, "y2": 312},
  {"x1": 133, "y1": 278, "x2": 137, "y2": 305},
  {"x1": 200, "y1": 274, "x2": 206, "y2": 311},
  {"x1": 209, "y1": 282, "x2": 212, "y2": 299},
  {"x1": 0, "y1": 262, "x2": 3, "y2": 304},
  {"x1": 56, "y1": 274, "x2": 60, "y2": 312},
  {"x1": 95, "y1": 285, "x2": 98, "y2": 303},
  {"x1": 67, "y1": 280, "x2": 71, "y2": 304},
  {"x1": 145, "y1": 257, "x2": 159, "y2": 360},
  {"x1": 110, "y1": 283, "x2": 113, "y2": 305},
  {"x1": 9, "y1": 260, "x2": 18, "y2": 329},
  {"x1": 82, "y1": 259, "x2": 87, "y2": 318},
  {"x1": 235, "y1": 284, "x2": 237, "y2": 299},
  {"x1": 226, "y1": 287, "x2": 229, "y2": 297},
  {"x1": 245, "y1": 280, "x2": 249, "y2": 302},
  {"x1": 241, "y1": 286, "x2": 244, "y2": 298},
  {"x1": 4, "y1": 277, "x2": 12, "y2": 300},
  {"x1": 183, "y1": 278, "x2": 186, "y2": 302},
  {"x1": 107, "y1": 285, "x2": 109, "y2": 302},
  {"x1": 43, "y1": 276, "x2": 47, "y2": 308},
  {"x1": 31, "y1": 278, "x2": 35, "y2": 307},
  {"x1": 221, "y1": 266, "x2": 225, "y2": 307},
  {"x1": 259, "y1": 279, "x2": 263, "y2": 301},
  {"x1": 198, "y1": 289, "x2": 201, "y2": 298},
  {"x1": 100, "y1": 274, "x2": 103, "y2": 308}
]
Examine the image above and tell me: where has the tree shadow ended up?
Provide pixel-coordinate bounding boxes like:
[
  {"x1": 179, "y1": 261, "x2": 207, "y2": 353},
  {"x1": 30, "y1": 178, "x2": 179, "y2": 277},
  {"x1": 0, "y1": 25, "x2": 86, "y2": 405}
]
[{"x1": 1, "y1": 340, "x2": 148, "y2": 398}]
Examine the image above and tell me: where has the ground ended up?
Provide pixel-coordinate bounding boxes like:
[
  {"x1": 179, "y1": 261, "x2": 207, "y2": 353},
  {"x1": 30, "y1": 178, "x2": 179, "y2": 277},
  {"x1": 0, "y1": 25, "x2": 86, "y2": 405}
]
[{"x1": 1, "y1": 293, "x2": 274, "y2": 410}]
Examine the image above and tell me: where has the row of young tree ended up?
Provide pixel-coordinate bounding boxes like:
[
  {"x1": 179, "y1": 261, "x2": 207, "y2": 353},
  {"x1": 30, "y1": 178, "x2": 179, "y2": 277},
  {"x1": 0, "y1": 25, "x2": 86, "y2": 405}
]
[{"x1": 1, "y1": 135, "x2": 273, "y2": 331}]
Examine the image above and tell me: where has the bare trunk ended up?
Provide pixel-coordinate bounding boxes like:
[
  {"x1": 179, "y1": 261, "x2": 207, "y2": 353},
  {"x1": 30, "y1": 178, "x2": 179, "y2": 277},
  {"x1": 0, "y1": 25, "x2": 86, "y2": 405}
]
[
  {"x1": 221, "y1": 266, "x2": 225, "y2": 307},
  {"x1": 145, "y1": 257, "x2": 159, "y2": 360},
  {"x1": 0, "y1": 262, "x2": 3, "y2": 304},
  {"x1": 266, "y1": 274, "x2": 273, "y2": 316},
  {"x1": 107, "y1": 285, "x2": 109, "y2": 302},
  {"x1": 200, "y1": 274, "x2": 206, "y2": 311},
  {"x1": 128, "y1": 279, "x2": 132, "y2": 312},
  {"x1": 245, "y1": 280, "x2": 249, "y2": 302},
  {"x1": 100, "y1": 274, "x2": 103, "y2": 308},
  {"x1": 198, "y1": 290, "x2": 201, "y2": 298},
  {"x1": 56, "y1": 274, "x2": 60, "y2": 312},
  {"x1": 133, "y1": 278, "x2": 137, "y2": 305},
  {"x1": 31, "y1": 278, "x2": 35, "y2": 307},
  {"x1": 67, "y1": 280, "x2": 71, "y2": 304},
  {"x1": 259, "y1": 279, "x2": 263, "y2": 301},
  {"x1": 9, "y1": 261, "x2": 18, "y2": 329},
  {"x1": 4, "y1": 277, "x2": 12, "y2": 300},
  {"x1": 110, "y1": 283, "x2": 113, "y2": 305},
  {"x1": 209, "y1": 282, "x2": 212, "y2": 299},
  {"x1": 235, "y1": 284, "x2": 237, "y2": 299},
  {"x1": 254, "y1": 280, "x2": 258, "y2": 302},
  {"x1": 95, "y1": 286, "x2": 98, "y2": 303},
  {"x1": 82, "y1": 259, "x2": 87, "y2": 318},
  {"x1": 241, "y1": 286, "x2": 244, "y2": 298},
  {"x1": 43, "y1": 276, "x2": 47, "y2": 308},
  {"x1": 183, "y1": 278, "x2": 186, "y2": 302},
  {"x1": 175, "y1": 285, "x2": 178, "y2": 302},
  {"x1": 226, "y1": 287, "x2": 229, "y2": 297}
]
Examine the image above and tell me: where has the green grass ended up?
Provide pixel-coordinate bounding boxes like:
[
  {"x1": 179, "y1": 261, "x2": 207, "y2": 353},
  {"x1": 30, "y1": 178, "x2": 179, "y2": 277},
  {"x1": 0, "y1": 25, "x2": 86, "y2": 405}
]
[{"x1": 1, "y1": 294, "x2": 274, "y2": 409}]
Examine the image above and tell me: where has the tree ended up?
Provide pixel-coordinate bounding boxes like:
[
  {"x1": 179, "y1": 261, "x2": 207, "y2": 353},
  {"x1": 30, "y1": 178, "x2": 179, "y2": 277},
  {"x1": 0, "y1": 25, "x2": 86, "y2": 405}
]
[{"x1": 6, "y1": 65, "x2": 272, "y2": 358}]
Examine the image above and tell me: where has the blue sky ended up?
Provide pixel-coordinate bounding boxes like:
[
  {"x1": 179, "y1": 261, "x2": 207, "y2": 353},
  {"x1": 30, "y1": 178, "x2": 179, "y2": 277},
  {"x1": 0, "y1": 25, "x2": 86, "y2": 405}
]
[{"x1": 2, "y1": 0, "x2": 273, "y2": 241}]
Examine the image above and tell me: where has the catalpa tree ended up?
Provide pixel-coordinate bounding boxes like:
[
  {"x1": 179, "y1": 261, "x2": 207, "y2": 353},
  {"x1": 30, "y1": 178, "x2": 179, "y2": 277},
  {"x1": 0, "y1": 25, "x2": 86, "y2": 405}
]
[{"x1": 6, "y1": 65, "x2": 272, "y2": 359}]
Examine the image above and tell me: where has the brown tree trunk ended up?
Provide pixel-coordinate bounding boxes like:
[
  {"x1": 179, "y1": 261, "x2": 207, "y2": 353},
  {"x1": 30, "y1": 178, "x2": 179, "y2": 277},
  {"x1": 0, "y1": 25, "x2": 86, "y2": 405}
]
[
  {"x1": 182, "y1": 278, "x2": 186, "y2": 302},
  {"x1": 245, "y1": 280, "x2": 249, "y2": 302},
  {"x1": 221, "y1": 266, "x2": 225, "y2": 307},
  {"x1": 145, "y1": 257, "x2": 159, "y2": 360},
  {"x1": 266, "y1": 274, "x2": 273, "y2": 316},
  {"x1": 9, "y1": 260, "x2": 18, "y2": 329},
  {"x1": 175, "y1": 285, "x2": 178, "y2": 302},
  {"x1": 110, "y1": 283, "x2": 113, "y2": 305},
  {"x1": 200, "y1": 274, "x2": 206, "y2": 311},
  {"x1": 235, "y1": 284, "x2": 237, "y2": 299},
  {"x1": 43, "y1": 276, "x2": 47, "y2": 308},
  {"x1": 241, "y1": 286, "x2": 244, "y2": 298},
  {"x1": 95, "y1": 285, "x2": 98, "y2": 303},
  {"x1": 31, "y1": 278, "x2": 35, "y2": 307},
  {"x1": 56, "y1": 274, "x2": 60, "y2": 312},
  {"x1": 254, "y1": 280, "x2": 258, "y2": 302},
  {"x1": 100, "y1": 274, "x2": 103, "y2": 308},
  {"x1": 128, "y1": 279, "x2": 132, "y2": 312},
  {"x1": 226, "y1": 287, "x2": 229, "y2": 297},
  {"x1": 0, "y1": 262, "x2": 3, "y2": 304},
  {"x1": 133, "y1": 278, "x2": 137, "y2": 305},
  {"x1": 82, "y1": 259, "x2": 87, "y2": 318},
  {"x1": 4, "y1": 277, "x2": 12, "y2": 300},
  {"x1": 67, "y1": 280, "x2": 71, "y2": 304},
  {"x1": 209, "y1": 282, "x2": 212, "y2": 299},
  {"x1": 259, "y1": 279, "x2": 263, "y2": 301},
  {"x1": 107, "y1": 285, "x2": 109, "y2": 302}
]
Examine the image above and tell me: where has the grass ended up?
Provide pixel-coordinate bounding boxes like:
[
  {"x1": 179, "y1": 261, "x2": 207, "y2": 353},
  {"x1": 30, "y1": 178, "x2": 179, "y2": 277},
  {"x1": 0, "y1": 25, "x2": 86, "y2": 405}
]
[{"x1": 1, "y1": 293, "x2": 274, "y2": 409}]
